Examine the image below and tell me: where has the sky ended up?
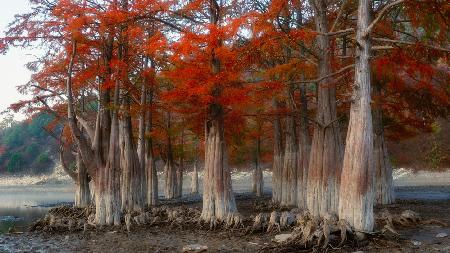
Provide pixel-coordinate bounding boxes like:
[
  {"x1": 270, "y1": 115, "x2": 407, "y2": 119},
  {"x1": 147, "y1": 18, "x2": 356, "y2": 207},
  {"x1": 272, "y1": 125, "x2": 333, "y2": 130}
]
[{"x1": 0, "y1": 0, "x2": 34, "y2": 121}]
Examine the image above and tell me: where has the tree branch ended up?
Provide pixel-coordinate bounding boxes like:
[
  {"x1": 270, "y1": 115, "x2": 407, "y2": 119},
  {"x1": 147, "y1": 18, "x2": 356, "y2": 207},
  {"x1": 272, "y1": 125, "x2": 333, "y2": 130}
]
[
  {"x1": 289, "y1": 64, "x2": 355, "y2": 84},
  {"x1": 372, "y1": 37, "x2": 450, "y2": 52},
  {"x1": 364, "y1": 0, "x2": 405, "y2": 37},
  {"x1": 330, "y1": 0, "x2": 351, "y2": 33}
]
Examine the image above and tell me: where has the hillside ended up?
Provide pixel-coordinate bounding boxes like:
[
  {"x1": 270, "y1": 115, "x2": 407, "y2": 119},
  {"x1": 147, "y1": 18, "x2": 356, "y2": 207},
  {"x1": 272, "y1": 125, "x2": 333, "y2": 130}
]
[{"x1": 0, "y1": 114, "x2": 58, "y2": 175}]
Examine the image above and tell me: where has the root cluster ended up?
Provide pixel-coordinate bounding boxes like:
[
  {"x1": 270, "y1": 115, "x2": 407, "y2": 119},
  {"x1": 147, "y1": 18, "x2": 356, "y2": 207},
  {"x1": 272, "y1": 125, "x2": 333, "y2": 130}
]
[
  {"x1": 251, "y1": 209, "x2": 354, "y2": 249},
  {"x1": 30, "y1": 205, "x2": 94, "y2": 232},
  {"x1": 29, "y1": 202, "x2": 448, "y2": 253}
]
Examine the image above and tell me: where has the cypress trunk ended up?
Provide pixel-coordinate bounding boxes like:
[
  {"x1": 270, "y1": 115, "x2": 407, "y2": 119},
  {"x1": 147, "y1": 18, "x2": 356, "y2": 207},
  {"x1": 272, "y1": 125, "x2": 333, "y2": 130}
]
[
  {"x1": 253, "y1": 136, "x2": 264, "y2": 197},
  {"x1": 120, "y1": 97, "x2": 145, "y2": 212},
  {"x1": 146, "y1": 90, "x2": 158, "y2": 206},
  {"x1": 60, "y1": 146, "x2": 91, "y2": 207},
  {"x1": 164, "y1": 112, "x2": 178, "y2": 199},
  {"x1": 281, "y1": 90, "x2": 298, "y2": 206},
  {"x1": 297, "y1": 85, "x2": 310, "y2": 208},
  {"x1": 373, "y1": 85, "x2": 395, "y2": 205},
  {"x1": 75, "y1": 152, "x2": 91, "y2": 207},
  {"x1": 191, "y1": 159, "x2": 199, "y2": 195},
  {"x1": 339, "y1": 0, "x2": 375, "y2": 234},
  {"x1": 271, "y1": 98, "x2": 283, "y2": 203},
  {"x1": 95, "y1": 80, "x2": 121, "y2": 226},
  {"x1": 306, "y1": 0, "x2": 343, "y2": 216},
  {"x1": 201, "y1": 104, "x2": 238, "y2": 222},
  {"x1": 177, "y1": 129, "x2": 185, "y2": 197}
]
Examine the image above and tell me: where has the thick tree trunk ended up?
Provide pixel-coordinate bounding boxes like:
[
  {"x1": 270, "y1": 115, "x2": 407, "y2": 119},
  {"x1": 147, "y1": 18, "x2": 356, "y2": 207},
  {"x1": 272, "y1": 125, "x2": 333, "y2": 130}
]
[
  {"x1": 120, "y1": 97, "x2": 145, "y2": 212},
  {"x1": 191, "y1": 159, "x2": 199, "y2": 195},
  {"x1": 373, "y1": 85, "x2": 395, "y2": 205},
  {"x1": 297, "y1": 85, "x2": 310, "y2": 208},
  {"x1": 339, "y1": 0, "x2": 375, "y2": 235},
  {"x1": 60, "y1": 146, "x2": 91, "y2": 207},
  {"x1": 271, "y1": 98, "x2": 284, "y2": 203},
  {"x1": 201, "y1": 104, "x2": 238, "y2": 222},
  {"x1": 164, "y1": 112, "x2": 178, "y2": 199},
  {"x1": 306, "y1": 0, "x2": 343, "y2": 217},
  {"x1": 75, "y1": 152, "x2": 91, "y2": 207},
  {"x1": 281, "y1": 89, "x2": 298, "y2": 206},
  {"x1": 94, "y1": 64, "x2": 122, "y2": 225},
  {"x1": 253, "y1": 136, "x2": 264, "y2": 197}
]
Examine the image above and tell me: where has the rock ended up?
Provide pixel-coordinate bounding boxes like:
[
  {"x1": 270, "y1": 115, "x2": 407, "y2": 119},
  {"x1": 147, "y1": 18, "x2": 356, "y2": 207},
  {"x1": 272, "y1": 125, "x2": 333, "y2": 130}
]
[
  {"x1": 441, "y1": 246, "x2": 450, "y2": 253},
  {"x1": 182, "y1": 244, "x2": 208, "y2": 253},
  {"x1": 411, "y1": 240, "x2": 422, "y2": 246},
  {"x1": 274, "y1": 233, "x2": 292, "y2": 243},
  {"x1": 436, "y1": 232, "x2": 448, "y2": 238}
]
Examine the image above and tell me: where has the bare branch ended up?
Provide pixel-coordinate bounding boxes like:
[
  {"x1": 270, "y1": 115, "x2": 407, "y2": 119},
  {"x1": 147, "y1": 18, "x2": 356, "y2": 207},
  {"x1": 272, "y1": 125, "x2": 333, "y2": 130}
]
[
  {"x1": 364, "y1": 0, "x2": 405, "y2": 37},
  {"x1": 330, "y1": 0, "x2": 351, "y2": 32},
  {"x1": 372, "y1": 37, "x2": 450, "y2": 52},
  {"x1": 289, "y1": 64, "x2": 355, "y2": 84}
]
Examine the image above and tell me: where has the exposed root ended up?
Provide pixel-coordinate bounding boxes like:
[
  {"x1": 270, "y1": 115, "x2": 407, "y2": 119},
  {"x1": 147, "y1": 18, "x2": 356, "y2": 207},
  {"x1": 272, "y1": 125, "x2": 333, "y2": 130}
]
[
  {"x1": 376, "y1": 209, "x2": 447, "y2": 236},
  {"x1": 267, "y1": 211, "x2": 280, "y2": 233},
  {"x1": 280, "y1": 211, "x2": 296, "y2": 229},
  {"x1": 251, "y1": 213, "x2": 269, "y2": 232},
  {"x1": 30, "y1": 205, "x2": 94, "y2": 233}
]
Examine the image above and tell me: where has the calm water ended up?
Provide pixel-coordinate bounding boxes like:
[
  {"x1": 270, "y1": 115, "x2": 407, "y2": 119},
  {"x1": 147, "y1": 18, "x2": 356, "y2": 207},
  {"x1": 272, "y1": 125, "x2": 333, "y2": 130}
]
[{"x1": 0, "y1": 185, "x2": 74, "y2": 234}]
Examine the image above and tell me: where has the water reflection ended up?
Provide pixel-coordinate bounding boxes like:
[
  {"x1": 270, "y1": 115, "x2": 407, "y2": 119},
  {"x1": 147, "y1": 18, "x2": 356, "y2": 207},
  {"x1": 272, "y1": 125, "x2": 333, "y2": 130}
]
[{"x1": 0, "y1": 185, "x2": 74, "y2": 234}]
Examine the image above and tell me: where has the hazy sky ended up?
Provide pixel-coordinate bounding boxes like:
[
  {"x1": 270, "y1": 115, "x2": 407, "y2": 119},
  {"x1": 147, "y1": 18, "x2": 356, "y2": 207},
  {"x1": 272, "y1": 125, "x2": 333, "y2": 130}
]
[{"x1": 0, "y1": 0, "x2": 34, "y2": 121}]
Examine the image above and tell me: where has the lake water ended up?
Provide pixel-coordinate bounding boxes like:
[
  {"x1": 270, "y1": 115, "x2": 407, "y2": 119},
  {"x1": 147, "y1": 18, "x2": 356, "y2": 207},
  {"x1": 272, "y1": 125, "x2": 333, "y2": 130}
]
[{"x1": 0, "y1": 185, "x2": 75, "y2": 234}]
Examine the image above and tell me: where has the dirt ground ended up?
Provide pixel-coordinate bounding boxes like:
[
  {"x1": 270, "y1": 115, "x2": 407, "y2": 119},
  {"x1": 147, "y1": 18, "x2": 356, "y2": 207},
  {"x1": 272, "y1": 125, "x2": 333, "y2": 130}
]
[{"x1": 1, "y1": 193, "x2": 449, "y2": 253}]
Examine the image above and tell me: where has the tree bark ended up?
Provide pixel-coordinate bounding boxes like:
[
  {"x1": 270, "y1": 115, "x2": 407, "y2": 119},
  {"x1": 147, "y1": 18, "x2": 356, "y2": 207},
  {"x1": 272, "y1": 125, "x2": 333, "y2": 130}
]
[
  {"x1": 306, "y1": 0, "x2": 343, "y2": 217},
  {"x1": 201, "y1": 104, "x2": 238, "y2": 222},
  {"x1": 120, "y1": 96, "x2": 145, "y2": 212},
  {"x1": 60, "y1": 145, "x2": 91, "y2": 207},
  {"x1": 373, "y1": 85, "x2": 395, "y2": 205},
  {"x1": 281, "y1": 88, "x2": 298, "y2": 206},
  {"x1": 191, "y1": 158, "x2": 200, "y2": 195},
  {"x1": 146, "y1": 89, "x2": 158, "y2": 206},
  {"x1": 253, "y1": 135, "x2": 264, "y2": 197},
  {"x1": 164, "y1": 111, "x2": 178, "y2": 199},
  {"x1": 339, "y1": 0, "x2": 375, "y2": 235},
  {"x1": 297, "y1": 85, "x2": 310, "y2": 209},
  {"x1": 177, "y1": 128, "x2": 185, "y2": 197},
  {"x1": 95, "y1": 78, "x2": 121, "y2": 226},
  {"x1": 271, "y1": 98, "x2": 284, "y2": 203},
  {"x1": 75, "y1": 151, "x2": 91, "y2": 207}
]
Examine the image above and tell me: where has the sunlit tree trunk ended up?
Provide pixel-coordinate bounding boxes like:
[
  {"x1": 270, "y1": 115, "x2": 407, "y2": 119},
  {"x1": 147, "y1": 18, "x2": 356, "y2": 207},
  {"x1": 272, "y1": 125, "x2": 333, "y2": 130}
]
[
  {"x1": 164, "y1": 111, "x2": 178, "y2": 199},
  {"x1": 297, "y1": 84, "x2": 310, "y2": 209},
  {"x1": 201, "y1": 103, "x2": 238, "y2": 222},
  {"x1": 373, "y1": 85, "x2": 395, "y2": 205},
  {"x1": 307, "y1": 0, "x2": 343, "y2": 217},
  {"x1": 339, "y1": 0, "x2": 375, "y2": 235},
  {"x1": 271, "y1": 98, "x2": 283, "y2": 203}
]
